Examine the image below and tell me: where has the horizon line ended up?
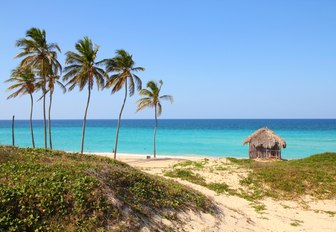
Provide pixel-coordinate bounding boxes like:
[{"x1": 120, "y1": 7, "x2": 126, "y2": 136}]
[{"x1": 1, "y1": 118, "x2": 336, "y2": 120}]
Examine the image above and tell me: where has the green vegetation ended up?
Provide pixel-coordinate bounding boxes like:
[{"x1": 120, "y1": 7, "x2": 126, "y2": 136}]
[
  {"x1": 290, "y1": 219, "x2": 303, "y2": 227},
  {"x1": 165, "y1": 152, "x2": 336, "y2": 215},
  {"x1": 164, "y1": 169, "x2": 207, "y2": 186},
  {"x1": 0, "y1": 146, "x2": 217, "y2": 231},
  {"x1": 250, "y1": 202, "x2": 267, "y2": 214},
  {"x1": 173, "y1": 159, "x2": 209, "y2": 169},
  {"x1": 227, "y1": 157, "x2": 254, "y2": 166},
  {"x1": 324, "y1": 211, "x2": 336, "y2": 217},
  {"x1": 238, "y1": 153, "x2": 336, "y2": 199},
  {"x1": 207, "y1": 183, "x2": 231, "y2": 194},
  {"x1": 164, "y1": 169, "x2": 236, "y2": 196}
]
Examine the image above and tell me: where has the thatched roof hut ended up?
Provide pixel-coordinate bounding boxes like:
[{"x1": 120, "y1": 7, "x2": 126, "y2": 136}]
[{"x1": 243, "y1": 128, "x2": 286, "y2": 159}]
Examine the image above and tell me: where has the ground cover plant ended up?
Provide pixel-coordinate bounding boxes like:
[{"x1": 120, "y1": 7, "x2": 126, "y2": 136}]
[
  {"x1": 0, "y1": 146, "x2": 218, "y2": 231},
  {"x1": 235, "y1": 153, "x2": 336, "y2": 199},
  {"x1": 165, "y1": 153, "x2": 336, "y2": 204}
]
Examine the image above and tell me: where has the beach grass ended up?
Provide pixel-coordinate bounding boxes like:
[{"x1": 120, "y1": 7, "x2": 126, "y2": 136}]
[{"x1": 0, "y1": 146, "x2": 218, "y2": 231}]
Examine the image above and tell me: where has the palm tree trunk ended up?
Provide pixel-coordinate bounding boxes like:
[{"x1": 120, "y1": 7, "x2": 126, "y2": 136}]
[
  {"x1": 114, "y1": 80, "x2": 128, "y2": 159},
  {"x1": 30, "y1": 93, "x2": 35, "y2": 148},
  {"x1": 48, "y1": 90, "x2": 53, "y2": 150},
  {"x1": 153, "y1": 104, "x2": 158, "y2": 158},
  {"x1": 81, "y1": 85, "x2": 91, "y2": 154},
  {"x1": 43, "y1": 89, "x2": 47, "y2": 148},
  {"x1": 42, "y1": 60, "x2": 47, "y2": 149},
  {"x1": 12, "y1": 115, "x2": 15, "y2": 146}
]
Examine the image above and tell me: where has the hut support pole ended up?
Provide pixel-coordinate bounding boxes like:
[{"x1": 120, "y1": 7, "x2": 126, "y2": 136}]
[{"x1": 12, "y1": 115, "x2": 15, "y2": 146}]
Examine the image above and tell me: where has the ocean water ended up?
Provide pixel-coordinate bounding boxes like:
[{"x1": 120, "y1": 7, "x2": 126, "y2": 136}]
[{"x1": 0, "y1": 119, "x2": 335, "y2": 159}]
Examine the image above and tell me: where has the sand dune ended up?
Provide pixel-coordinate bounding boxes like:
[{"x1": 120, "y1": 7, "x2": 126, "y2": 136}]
[{"x1": 94, "y1": 153, "x2": 336, "y2": 232}]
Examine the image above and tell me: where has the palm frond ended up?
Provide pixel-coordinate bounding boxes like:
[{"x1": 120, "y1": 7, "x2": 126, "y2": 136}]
[
  {"x1": 133, "y1": 74, "x2": 142, "y2": 91},
  {"x1": 147, "y1": 81, "x2": 159, "y2": 93},
  {"x1": 56, "y1": 80, "x2": 67, "y2": 93},
  {"x1": 136, "y1": 98, "x2": 153, "y2": 112},
  {"x1": 104, "y1": 49, "x2": 144, "y2": 96},
  {"x1": 160, "y1": 95, "x2": 174, "y2": 103},
  {"x1": 128, "y1": 76, "x2": 135, "y2": 96},
  {"x1": 63, "y1": 36, "x2": 105, "y2": 92},
  {"x1": 157, "y1": 102, "x2": 162, "y2": 116},
  {"x1": 136, "y1": 80, "x2": 173, "y2": 117},
  {"x1": 132, "y1": 66, "x2": 145, "y2": 72},
  {"x1": 139, "y1": 89, "x2": 153, "y2": 97},
  {"x1": 111, "y1": 78, "x2": 125, "y2": 94}
]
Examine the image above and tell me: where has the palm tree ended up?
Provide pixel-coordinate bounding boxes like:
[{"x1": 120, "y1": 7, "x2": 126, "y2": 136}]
[
  {"x1": 136, "y1": 80, "x2": 173, "y2": 158},
  {"x1": 47, "y1": 72, "x2": 66, "y2": 150},
  {"x1": 63, "y1": 37, "x2": 106, "y2": 154},
  {"x1": 6, "y1": 67, "x2": 37, "y2": 148},
  {"x1": 15, "y1": 27, "x2": 61, "y2": 149},
  {"x1": 103, "y1": 49, "x2": 144, "y2": 159}
]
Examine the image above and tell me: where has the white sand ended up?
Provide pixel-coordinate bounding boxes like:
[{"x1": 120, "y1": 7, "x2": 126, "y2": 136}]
[{"x1": 92, "y1": 152, "x2": 336, "y2": 232}]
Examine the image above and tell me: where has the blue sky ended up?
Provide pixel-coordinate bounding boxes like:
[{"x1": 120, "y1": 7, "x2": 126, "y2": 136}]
[{"x1": 1, "y1": 0, "x2": 335, "y2": 119}]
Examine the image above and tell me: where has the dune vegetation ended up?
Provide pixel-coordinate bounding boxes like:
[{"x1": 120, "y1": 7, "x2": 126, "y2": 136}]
[
  {"x1": 0, "y1": 146, "x2": 218, "y2": 231},
  {"x1": 164, "y1": 153, "x2": 336, "y2": 201},
  {"x1": 235, "y1": 153, "x2": 336, "y2": 200}
]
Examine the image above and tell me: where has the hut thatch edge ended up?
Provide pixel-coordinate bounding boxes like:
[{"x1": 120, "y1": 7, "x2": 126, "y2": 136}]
[{"x1": 243, "y1": 127, "x2": 286, "y2": 149}]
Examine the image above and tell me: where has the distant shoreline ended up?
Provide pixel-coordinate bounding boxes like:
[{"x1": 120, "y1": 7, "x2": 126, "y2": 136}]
[{"x1": 87, "y1": 152, "x2": 209, "y2": 160}]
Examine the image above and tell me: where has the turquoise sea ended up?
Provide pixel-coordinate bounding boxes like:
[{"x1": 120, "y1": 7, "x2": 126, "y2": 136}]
[{"x1": 0, "y1": 119, "x2": 335, "y2": 159}]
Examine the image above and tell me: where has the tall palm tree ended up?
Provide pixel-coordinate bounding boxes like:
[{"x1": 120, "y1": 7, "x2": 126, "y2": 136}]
[
  {"x1": 136, "y1": 80, "x2": 173, "y2": 158},
  {"x1": 103, "y1": 49, "x2": 144, "y2": 159},
  {"x1": 63, "y1": 37, "x2": 106, "y2": 154},
  {"x1": 6, "y1": 67, "x2": 37, "y2": 148},
  {"x1": 47, "y1": 72, "x2": 66, "y2": 150},
  {"x1": 15, "y1": 27, "x2": 61, "y2": 149}
]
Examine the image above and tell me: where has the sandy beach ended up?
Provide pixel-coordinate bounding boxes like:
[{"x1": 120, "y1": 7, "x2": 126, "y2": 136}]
[{"x1": 93, "y1": 152, "x2": 336, "y2": 232}]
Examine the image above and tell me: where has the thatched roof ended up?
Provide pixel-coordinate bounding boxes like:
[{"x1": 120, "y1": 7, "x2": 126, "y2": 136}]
[{"x1": 243, "y1": 127, "x2": 286, "y2": 149}]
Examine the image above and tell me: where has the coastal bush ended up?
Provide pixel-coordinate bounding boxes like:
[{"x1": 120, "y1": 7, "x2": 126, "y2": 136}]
[{"x1": 0, "y1": 146, "x2": 218, "y2": 231}]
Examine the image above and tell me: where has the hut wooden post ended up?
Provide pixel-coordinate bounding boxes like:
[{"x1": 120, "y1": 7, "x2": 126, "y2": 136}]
[{"x1": 12, "y1": 115, "x2": 15, "y2": 146}]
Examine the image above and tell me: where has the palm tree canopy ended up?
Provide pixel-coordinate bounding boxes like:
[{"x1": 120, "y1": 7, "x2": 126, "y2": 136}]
[
  {"x1": 6, "y1": 67, "x2": 36, "y2": 99},
  {"x1": 137, "y1": 80, "x2": 173, "y2": 116},
  {"x1": 103, "y1": 49, "x2": 144, "y2": 96},
  {"x1": 15, "y1": 27, "x2": 61, "y2": 78},
  {"x1": 63, "y1": 36, "x2": 106, "y2": 91},
  {"x1": 48, "y1": 74, "x2": 66, "y2": 93}
]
